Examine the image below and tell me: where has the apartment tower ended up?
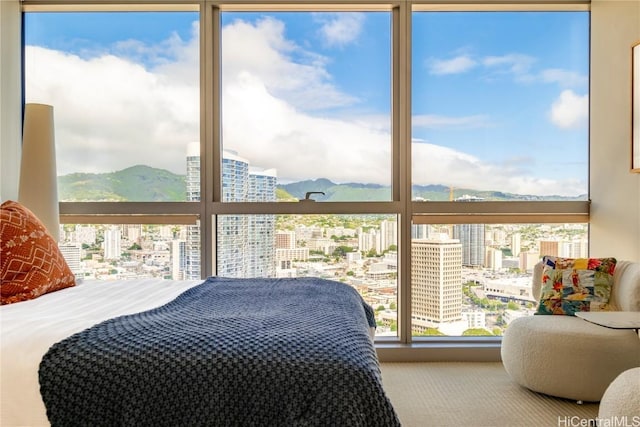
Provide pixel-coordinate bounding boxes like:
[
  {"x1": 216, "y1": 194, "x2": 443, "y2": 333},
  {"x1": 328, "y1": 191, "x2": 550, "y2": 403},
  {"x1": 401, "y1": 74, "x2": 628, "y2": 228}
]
[
  {"x1": 411, "y1": 238, "x2": 463, "y2": 333},
  {"x1": 185, "y1": 143, "x2": 277, "y2": 279}
]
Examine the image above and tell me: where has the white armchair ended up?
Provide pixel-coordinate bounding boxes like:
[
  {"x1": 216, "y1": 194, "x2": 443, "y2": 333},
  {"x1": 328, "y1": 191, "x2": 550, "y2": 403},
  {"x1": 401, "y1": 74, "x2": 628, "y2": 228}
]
[{"x1": 501, "y1": 260, "x2": 640, "y2": 402}]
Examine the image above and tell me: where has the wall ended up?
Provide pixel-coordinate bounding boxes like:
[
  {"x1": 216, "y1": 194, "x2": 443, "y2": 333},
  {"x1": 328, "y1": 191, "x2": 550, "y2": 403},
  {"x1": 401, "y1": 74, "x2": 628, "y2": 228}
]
[
  {"x1": 590, "y1": 0, "x2": 640, "y2": 262},
  {"x1": 0, "y1": 0, "x2": 21, "y2": 202}
]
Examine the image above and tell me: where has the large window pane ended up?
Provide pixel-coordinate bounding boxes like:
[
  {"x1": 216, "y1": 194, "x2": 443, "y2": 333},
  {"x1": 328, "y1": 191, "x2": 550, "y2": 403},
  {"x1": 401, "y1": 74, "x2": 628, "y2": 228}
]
[
  {"x1": 220, "y1": 12, "x2": 392, "y2": 201},
  {"x1": 412, "y1": 12, "x2": 589, "y2": 201},
  {"x1": 411, "y1": 222, "x2": 588, "y2": 337},
  {"x1": 25, "y1": 11, "x2": 200, "y2": 202},
  {"x1": 217, "y1": 214, "x2": 398, "y2": 337}
]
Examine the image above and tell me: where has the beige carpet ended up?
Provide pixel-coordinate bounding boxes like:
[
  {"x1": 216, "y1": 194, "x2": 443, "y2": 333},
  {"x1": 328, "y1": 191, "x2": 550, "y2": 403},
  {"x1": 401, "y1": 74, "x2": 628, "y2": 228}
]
[{"x1": 380, "y1": 362, "x2": 599, "y2": 427}]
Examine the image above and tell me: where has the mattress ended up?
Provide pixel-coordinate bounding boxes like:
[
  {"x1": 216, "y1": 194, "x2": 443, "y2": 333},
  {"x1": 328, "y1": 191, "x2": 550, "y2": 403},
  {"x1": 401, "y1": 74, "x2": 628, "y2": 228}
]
[{"x1": 1, "y1": 278, "x2": 203, "y2": 427}]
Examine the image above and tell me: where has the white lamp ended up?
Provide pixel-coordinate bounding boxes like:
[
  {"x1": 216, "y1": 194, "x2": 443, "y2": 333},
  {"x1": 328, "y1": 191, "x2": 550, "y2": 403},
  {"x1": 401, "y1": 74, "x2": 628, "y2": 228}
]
[{"x1": 18, "y1": 103, "x2": 60, "y2": 242}]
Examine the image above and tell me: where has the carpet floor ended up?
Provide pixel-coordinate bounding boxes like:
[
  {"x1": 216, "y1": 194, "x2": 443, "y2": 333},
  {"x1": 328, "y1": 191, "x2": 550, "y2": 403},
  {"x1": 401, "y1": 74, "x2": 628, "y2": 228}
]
[{"x1": 379, "y1": 362, "x2": 599, "y2": 427}]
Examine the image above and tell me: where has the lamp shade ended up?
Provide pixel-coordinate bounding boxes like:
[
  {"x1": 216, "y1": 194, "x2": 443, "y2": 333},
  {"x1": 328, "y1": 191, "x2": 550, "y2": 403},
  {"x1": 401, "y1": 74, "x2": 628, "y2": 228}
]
[{"x1": 18, "y1": 103, "x2": 60, "y2": 242}]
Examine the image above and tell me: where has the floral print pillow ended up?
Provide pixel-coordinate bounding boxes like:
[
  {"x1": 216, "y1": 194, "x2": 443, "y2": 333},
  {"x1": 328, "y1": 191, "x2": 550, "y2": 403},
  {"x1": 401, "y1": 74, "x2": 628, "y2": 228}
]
[{"x1": 535, "y1": 256, "x2": 617, "y2": 316}]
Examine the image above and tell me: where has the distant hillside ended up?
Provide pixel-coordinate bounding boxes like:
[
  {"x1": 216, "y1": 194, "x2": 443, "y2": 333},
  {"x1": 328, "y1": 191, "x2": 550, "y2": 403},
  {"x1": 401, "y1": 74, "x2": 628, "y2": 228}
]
[
  {"x1": 58, "y1": 165, "x2": 585, "y2": 202},
  {"x1": 411, "y1": 185, "x2": 585, "y2": 202},
  {"x1": 278, "y1": 179, "x2": 389, "y2": 201},
  {"x1": 279, "y1": 180, "x2": 585, "y2": 201},
  {"x1": 58, "y1": 165, "x2": 186, "y2": 201}
]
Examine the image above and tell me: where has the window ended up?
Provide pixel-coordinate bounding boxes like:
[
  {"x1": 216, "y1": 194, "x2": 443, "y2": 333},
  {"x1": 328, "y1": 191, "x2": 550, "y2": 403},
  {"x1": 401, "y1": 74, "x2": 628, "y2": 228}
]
[
  {"x1": 25, "y1": 11, "x2": 200, "y2": 202},
  {"x1": 411, "y1": 11, "x2": 589, "y2": 201},
  {"x1": 23, "y1": 2, "x2": 589, "y2": 345},
  {"x1": 410, "y1": 222, "x2": 588, "y2": 337},
  {"x1": 409, "y1": 9, "x2": 589, "y2": 337},
  {"x1": 220, "y1": 11, "x2": 392, "y2": 201}
]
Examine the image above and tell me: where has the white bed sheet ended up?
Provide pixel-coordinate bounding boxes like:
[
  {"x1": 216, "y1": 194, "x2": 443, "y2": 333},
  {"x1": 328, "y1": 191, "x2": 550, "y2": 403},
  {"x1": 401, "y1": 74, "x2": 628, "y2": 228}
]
[{"x1": 0, "y1": 279, "x2": 203, "y2": 427}]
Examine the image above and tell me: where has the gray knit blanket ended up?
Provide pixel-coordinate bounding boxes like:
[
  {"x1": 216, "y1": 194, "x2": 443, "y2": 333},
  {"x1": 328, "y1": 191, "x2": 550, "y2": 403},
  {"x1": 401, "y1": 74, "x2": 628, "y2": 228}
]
[{"x1": 38, "y1": 277, "x2": 400, "y2": 427}]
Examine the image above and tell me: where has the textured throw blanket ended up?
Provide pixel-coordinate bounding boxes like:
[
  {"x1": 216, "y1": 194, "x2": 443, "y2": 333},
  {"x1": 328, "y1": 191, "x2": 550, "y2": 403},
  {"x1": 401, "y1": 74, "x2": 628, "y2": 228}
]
[{"x1": 39, "y1": 277, "x2": 400, "y2": 427}]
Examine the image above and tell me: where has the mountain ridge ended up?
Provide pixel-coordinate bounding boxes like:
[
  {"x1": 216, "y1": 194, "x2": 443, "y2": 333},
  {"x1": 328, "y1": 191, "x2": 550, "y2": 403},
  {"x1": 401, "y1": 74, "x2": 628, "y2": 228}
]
[{"x1": 57, "y1": 165, "x2": 586, "y2": 202}]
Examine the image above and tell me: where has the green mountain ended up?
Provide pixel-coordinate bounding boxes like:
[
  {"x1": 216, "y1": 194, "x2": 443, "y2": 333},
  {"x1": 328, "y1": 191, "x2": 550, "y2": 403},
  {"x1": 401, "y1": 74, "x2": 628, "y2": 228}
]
[
  {"x1": 58, "y1": 165, "x2": 186, "y2": 201},
  {"x1": 58, "y1": 165, "x2": 585, "y2": 202},
  {"x1": 278, "y1": 179, "x2": 389, "y2": 201}
]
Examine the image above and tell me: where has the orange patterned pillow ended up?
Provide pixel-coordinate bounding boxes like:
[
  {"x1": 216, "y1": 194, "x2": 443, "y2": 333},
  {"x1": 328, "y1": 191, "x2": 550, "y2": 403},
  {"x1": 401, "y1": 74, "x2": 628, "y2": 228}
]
[{"x1": 1, "y1": 200, "x2": 75, "y2": 305}]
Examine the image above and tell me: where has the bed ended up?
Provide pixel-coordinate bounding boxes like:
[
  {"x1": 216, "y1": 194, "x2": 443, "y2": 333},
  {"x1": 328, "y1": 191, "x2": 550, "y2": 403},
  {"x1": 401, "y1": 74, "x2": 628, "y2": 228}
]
[{"x1": 0, "y1": 276, "x2": 400, "y2": 427}]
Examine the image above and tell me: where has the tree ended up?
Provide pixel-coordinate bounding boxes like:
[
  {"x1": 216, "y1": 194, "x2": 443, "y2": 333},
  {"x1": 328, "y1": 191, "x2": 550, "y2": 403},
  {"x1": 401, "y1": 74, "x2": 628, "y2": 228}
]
[
  {"x1": 507, "y1": 301, "x2": 520, "y2": 311},
  {"x1": 417, "y1": 328, "x2": 445, "y2": 336},
  {"x1": 462, "y1": 328, "x2": 493, "y2": 336},
  {"x1": 332, "y1": 245, "x2": 354, "y2": 258}
]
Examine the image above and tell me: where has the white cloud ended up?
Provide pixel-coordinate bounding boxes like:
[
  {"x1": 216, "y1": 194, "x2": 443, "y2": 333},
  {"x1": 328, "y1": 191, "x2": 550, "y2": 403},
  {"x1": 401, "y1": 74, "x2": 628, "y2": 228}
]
[
  {"x1": 222, "y1": 17, "x2": 358, "y2": 111},
  {"x1": 549, "y1": 90, "x2": 588, "y2": 129},
  {"x1": 428, "y1": 55, "x2": 477, "y2": 75},
  {"x1": 314, "y1": 13, "x2": 365, "y2": 48},
  {"x1": 25, "y1": 45, "x2": 200, "y2": 176},
  {"x1": 412, "y1": 114, "x2": 491, "y2": 129},
  {"x1": 425, "y1": 47, "x2": 587, "y2": 92},
  {"x1": 483, "y1": 53, "x2": 536, "y2": 76},
  {"x1": 412, "y1": 142, "x2": 585, "y2": 197},
  {"x1": 222, "y1": 72, "x2": 391, "y2": 184},
  {"x1": 540, "y1": 68, "x2": 588, "y2": 88}
]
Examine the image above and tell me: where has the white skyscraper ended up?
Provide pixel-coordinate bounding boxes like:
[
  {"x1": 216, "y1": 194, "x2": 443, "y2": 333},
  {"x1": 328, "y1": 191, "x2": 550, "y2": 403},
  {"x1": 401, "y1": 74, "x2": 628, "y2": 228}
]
[
  {"x1": 452, "y1": 196, "x2": 485, "y2": 267},
  {"x1": 185, "y1": 143, "x2": 277, "y2": 279},
  {"x1": 411, "y1": 237, "x2": 463, "y2": 333},
  {"x1": 185, "y1": 142, "x2": 201, "y2": 280},
  {"x1": 453, "y1": 223, "x2": 485, "y2": 267},
  {"x1": 379, "y1": 220, "x2": 397, "y2": 251},
  {"x1": 245, "y1": 166, "x2": 277, "y2": 277},
  {"x1": 58, "y1": 243, "x2": 82, "y2": 275},
  {"x1": 171, "y1": 240, "x2": 186, "y2": 280},
  {"x1": 103, "y1": 226, "x2": 122, "y2": 260},
  {"x1": 511, "y1": 233, "x2": 522, "y2": 257}
]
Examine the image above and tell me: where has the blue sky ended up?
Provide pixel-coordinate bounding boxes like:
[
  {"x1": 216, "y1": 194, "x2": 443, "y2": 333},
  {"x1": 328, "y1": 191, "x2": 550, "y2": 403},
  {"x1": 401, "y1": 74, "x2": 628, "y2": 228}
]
[{"x1": 24, "y1": 10, "x2": 589, "y2": 197}]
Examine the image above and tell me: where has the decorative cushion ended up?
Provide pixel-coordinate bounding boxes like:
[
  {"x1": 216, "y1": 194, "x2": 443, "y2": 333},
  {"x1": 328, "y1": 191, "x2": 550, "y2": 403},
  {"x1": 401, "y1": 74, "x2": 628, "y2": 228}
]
[
  {"x1": 1, "y1": 200, "x2": 75, "y2": 305},
  {"x1": 535, "y1": 256, "x2": 617, "y2": 316}
]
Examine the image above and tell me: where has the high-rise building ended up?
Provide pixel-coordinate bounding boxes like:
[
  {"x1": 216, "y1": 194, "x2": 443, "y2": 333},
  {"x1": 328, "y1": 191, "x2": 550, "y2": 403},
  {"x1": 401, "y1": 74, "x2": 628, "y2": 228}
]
[
  {"x1": 411, "y1": 238, "x2": 462, "y2": 333},
  {"x1": 358, "y1": 227, "x2": 378, "y2": 254},
  {"x1": 185, "y1": 142, "x2": 201, "y2": 279},
  {"x1": 452, "y1": 195, "x2": 485, "y2": 267},
  {"x1": 103, "y1": 226, "x2": 122, "y2": 260},
  {"x1": 519, "y1": 251, "x2": 541, "y2": 272},
  {"x1": 511, "y1": 233, "x2": 522, "y2": 257},
  {"x1": 59, "y1": 243, "x2": 82, "y2": 275},
  {"x1": 245, "y1": 166, "x2": 277, "y2": 277},
  {"x1": 453, "y1": 223, "x2": 485, "y2": 267},
  {"x1": 485, "y1": 247, "x2": 503, "y2": 271},
  {"x1": 185, "y1": 143, "x2": 277, "y2": 279},
  {"x1": 171, "y1": 240, "x2": 186, "y2": 280},
  {"x1": 539, "y1": 240, "x2": 560, "y2": 257},
  {"x1": 379, "y1": 220, "x2": 397, "y2": 251},
  {"x1": 123, "y1": 224, "x2": 142, "y2": 242},
  {"x1": 276, "y1": 231, "x2": 296, "y2": 249}
]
